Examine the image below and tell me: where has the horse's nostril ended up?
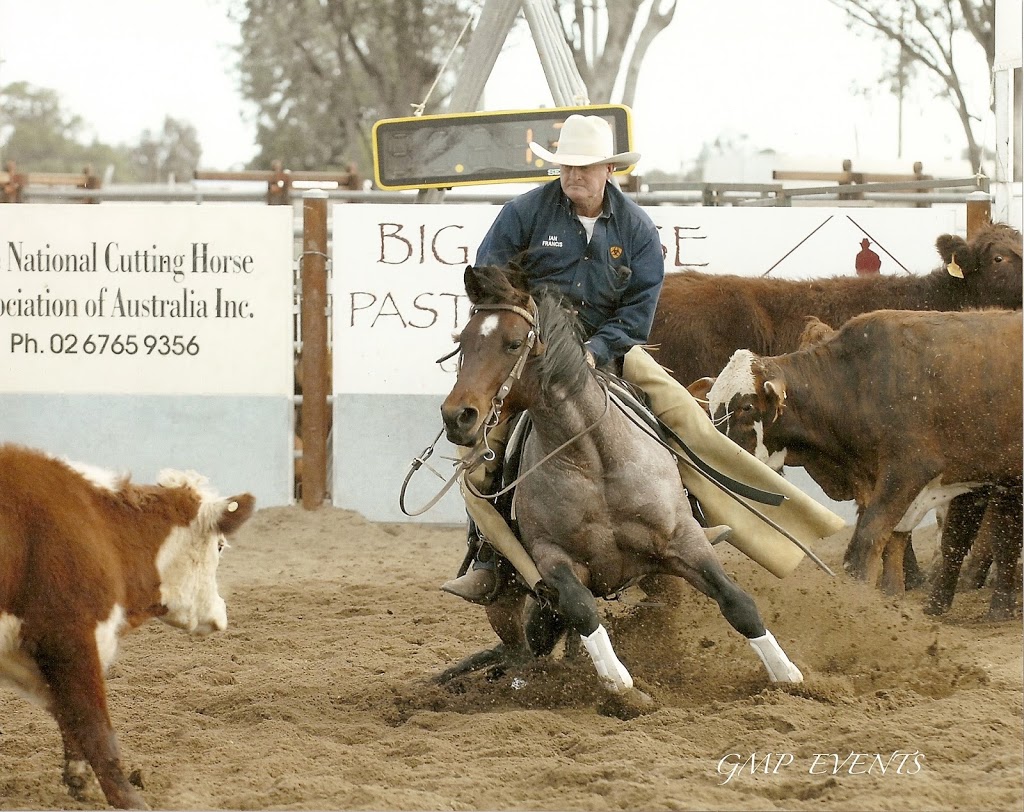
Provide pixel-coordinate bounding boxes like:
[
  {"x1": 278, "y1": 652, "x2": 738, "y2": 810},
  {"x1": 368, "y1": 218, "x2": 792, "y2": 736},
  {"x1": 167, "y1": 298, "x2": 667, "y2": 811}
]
[{"x1": 458, "y1": 407, "x2": 478, "y2": 429}]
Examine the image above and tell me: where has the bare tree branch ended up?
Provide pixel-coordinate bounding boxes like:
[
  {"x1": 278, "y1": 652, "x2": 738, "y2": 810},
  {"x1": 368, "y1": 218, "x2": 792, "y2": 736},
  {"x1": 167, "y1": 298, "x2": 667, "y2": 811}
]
[{"x1": 824, "y1": 0, "x2": 993, "y2": 172}]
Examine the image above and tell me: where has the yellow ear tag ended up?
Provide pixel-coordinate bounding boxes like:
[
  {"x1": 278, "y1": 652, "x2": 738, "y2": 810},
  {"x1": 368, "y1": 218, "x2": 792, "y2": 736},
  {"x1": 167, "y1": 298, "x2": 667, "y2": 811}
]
[{"x1": 946, "y1": 253, "x2": 964, "y2": 278}]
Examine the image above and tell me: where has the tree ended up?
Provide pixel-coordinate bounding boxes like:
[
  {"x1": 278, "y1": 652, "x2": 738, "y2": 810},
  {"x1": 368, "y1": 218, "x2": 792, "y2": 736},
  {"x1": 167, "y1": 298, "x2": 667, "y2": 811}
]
[
  {"x1": 0, "y1": 82, "x2": 202, "y2": 182},
  {"x1": 130, "y1": 117, "x2": 203, "y2": 182},
  {"x1": 229, "y1": 0, "x2": 473, "y2": 174},
  {"x1": 556, "y1": 0, "x2": 678, "y2": 105},
  {"x1": 825, "y1": 0, "x2": 994, "y2": 172},
  {"x1": 0, "y1": 81, "x2": 91, "y2": 172}
]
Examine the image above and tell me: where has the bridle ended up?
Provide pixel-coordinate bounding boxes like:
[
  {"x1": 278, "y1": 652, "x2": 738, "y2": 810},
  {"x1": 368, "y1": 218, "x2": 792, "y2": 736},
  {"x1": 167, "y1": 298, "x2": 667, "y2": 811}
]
[
  {"x1": 399, "y1": 295, "x2": 610, "y2": 515},
  {"x1": 398, "y1": 299, "x2": 540, "y2": 517},
  {"x1": 469, "y1": 301, "x2": 540, "y2": 449},
  {"x1": 459, "y1": 299, "x2": 611, "y2": 503}
]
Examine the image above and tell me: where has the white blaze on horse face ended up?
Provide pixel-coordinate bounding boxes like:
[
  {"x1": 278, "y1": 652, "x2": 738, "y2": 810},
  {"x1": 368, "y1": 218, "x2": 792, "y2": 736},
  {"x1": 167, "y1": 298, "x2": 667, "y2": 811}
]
[{"x1": 477, "y1": 314, "x2": 500, "y2": 338}]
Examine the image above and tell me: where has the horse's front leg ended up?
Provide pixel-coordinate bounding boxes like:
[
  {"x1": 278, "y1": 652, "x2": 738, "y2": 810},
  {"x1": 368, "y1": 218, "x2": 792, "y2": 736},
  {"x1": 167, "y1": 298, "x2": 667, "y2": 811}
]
[
  {"x1": 535, "y1": 557, "x2": 629, "y2": 690},
  {"x1": 434, "y1": 575, "x2": 532, "y2": 684}
]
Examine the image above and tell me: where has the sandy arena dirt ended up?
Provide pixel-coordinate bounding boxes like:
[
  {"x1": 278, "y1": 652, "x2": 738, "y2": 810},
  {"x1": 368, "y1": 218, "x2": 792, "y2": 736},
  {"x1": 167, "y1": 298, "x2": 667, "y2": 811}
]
[{"x1": 0, "y1": 504, "x2": 1020, "y2": 811}]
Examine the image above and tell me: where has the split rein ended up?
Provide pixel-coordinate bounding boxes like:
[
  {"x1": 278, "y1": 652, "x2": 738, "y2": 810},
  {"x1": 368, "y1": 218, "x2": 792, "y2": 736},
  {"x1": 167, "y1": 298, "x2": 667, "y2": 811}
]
[{"x1": 399, "y1": 300, "x2": 610, "y2": 517}]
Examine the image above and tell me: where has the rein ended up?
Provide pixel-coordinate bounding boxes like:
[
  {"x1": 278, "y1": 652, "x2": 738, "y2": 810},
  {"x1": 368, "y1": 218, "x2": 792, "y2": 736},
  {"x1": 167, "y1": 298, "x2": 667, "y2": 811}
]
[
  {"x1": 463, "y1": 299, "x2": 612, "y2": 500},
  {"x1": 464, "y1": 379, "x2": 611, "y2": 502},
  {"x1": 399, "y1": 300, "x2": 539, "y2": 517},
  {"x1": 401, "y1": 297, "x2": 612, "y2": 513}
]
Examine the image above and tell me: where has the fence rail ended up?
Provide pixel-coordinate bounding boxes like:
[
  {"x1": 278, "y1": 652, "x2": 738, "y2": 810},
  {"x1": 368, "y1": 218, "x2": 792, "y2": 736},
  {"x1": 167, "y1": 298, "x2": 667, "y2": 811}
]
[{"x1": 10, "y1": 175, "x2": 993, "y2": 209}]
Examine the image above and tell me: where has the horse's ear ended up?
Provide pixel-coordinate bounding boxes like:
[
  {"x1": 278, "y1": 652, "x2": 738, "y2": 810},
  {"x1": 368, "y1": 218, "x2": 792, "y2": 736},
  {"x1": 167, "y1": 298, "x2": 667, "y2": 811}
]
[
  {"x1": 505, "y1": 260, "x2": 530, "y2": 294},
  {"x1": 464, "y1": 265, "x2": 485, "y2": 304}
]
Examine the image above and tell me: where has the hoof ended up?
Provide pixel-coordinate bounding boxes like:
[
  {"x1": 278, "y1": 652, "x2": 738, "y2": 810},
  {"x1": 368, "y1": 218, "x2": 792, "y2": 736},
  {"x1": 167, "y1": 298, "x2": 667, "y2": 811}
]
[
  {"x1": 598, "y1": 687, "x2": 657, "y2": 720},
  {"x1": 433, "y1": 645, "x2": 508, "y2": 684}
]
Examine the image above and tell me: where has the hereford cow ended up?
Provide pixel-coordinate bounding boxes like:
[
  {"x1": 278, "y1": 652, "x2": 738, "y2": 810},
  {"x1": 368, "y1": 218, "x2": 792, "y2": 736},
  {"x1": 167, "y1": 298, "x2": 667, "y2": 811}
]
[
  {"x1": 649, "y1": 223, "x2": 1023, "y2": 387},
  {"x1": 705, "y1": 310, "x2": 1022, "y2": 619},
  {"x1": 0, "y1": 444, "x2": 255, "y2": 809}
]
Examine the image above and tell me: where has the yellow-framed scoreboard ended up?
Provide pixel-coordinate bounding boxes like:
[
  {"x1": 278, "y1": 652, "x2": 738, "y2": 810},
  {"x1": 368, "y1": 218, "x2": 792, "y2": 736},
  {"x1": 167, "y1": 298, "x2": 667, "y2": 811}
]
[{"x1": 372, "y1": 104, "x2": 634, "y2": 191}]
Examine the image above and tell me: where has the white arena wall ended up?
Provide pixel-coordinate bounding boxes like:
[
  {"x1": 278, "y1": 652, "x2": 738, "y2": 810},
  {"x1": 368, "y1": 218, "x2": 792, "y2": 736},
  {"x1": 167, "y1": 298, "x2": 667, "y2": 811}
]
[
  {"x1": 332, "y1": 203, "x2": 958, "y2": 524},
  {"x1": 0, "y1": 200, "x2": 962, "y2": 521}
]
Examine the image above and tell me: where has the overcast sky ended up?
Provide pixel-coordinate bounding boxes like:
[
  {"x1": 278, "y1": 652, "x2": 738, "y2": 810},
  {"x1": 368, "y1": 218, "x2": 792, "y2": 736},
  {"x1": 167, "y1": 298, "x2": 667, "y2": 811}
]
[{"x1": 0, "y1": 0, "x2": 993, "y2": 175}]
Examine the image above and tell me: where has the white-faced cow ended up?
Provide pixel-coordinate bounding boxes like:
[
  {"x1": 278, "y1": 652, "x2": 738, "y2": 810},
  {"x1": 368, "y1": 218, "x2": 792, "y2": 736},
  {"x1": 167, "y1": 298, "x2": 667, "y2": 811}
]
[
  {"x1": 650, "y1": 223, "x2": 1022, "y2": 388},
  {"x1": 705, "y1": 310, "x2": 1022, "y2": 619},
  {"x1": 0, "y1": 444, "x2": 255, "y2": 809}
]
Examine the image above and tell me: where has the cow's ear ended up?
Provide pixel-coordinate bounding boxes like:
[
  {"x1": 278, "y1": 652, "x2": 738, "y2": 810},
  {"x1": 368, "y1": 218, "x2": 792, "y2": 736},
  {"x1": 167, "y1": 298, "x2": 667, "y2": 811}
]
[
  {"x1": 935, "y1": 234, "x2": 968, "y2": 268},
  {"x1": 687, "y1": 376, "x2": 716, "y2": 415},
  {"x1": 218, "y1": 493, "x2": 256, "y2": 535},
  {"x1": 763, "y1": 378, "x2": 787, "y2": 422}
]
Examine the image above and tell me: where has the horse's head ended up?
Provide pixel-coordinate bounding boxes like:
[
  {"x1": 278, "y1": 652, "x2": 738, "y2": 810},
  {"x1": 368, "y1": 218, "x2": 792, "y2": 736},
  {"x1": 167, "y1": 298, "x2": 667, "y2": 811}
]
[{"x1": 441, "y1": 264, "x2": 543, "y2": 447}]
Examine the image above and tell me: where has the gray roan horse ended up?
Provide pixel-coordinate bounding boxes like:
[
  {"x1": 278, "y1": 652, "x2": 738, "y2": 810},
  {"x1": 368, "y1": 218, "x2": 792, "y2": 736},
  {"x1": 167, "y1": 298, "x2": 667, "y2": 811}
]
[{"x1": 439, "y1": 264, "x2": 803, "y2": 708}]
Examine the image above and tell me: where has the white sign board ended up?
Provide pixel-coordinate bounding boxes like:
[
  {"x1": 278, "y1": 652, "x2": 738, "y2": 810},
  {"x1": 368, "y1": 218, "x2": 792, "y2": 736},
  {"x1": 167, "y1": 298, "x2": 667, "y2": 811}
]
[
  {"x1": 332, "y1": 203, "x2": 957, "y2": 396},
  {"x1": 0, "y1": 204, "x2": 294, "y2": 395}
]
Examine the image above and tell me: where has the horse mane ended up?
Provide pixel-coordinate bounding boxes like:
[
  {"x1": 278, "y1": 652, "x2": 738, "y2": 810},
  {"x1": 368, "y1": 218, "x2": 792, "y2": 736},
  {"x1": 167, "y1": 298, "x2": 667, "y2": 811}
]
[
  {"x1": 466, "y1": 264, "x2": 590, "y2": 399},
  {"x1": 534, "y1": 288, "x2": 590, "y2": 399}
]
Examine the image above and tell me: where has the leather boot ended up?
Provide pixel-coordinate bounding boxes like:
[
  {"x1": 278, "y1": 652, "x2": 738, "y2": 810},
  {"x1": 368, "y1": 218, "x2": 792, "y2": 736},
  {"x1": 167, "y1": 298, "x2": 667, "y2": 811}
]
[
  {"x1": 441, "y1": 564, "x2": 497, "y2": 604},
  {"x1": 705, "y1": 524, "x2": 732, "y2": 545}
]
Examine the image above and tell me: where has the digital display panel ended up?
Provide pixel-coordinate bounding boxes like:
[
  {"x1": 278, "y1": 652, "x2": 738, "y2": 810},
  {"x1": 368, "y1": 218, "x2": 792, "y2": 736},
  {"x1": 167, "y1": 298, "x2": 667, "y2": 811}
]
[{"x1": 372, "y1": 105, "x2": 634, "y2": 190}]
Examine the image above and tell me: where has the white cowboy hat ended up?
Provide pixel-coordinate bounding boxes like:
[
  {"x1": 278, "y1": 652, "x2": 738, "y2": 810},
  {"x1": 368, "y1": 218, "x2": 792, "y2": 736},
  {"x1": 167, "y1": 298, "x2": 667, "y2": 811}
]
[{"x1": 529, "y1": 114, "x2": 640, "y2": 170}]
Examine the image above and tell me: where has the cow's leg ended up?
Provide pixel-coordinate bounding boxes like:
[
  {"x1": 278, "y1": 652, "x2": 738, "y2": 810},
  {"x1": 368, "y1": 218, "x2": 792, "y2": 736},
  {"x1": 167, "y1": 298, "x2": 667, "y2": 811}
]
[
  {"x1": 57, "y1": 723, "x2": 92, "y2": 800},
  {"x1": 925, "y1": 492, "x2": 988, "y2": 616},
  {"x1": 986, "y1": 485, "x2": 1023, "y2": 621},
  {"x1": 960, "y1": 533, "x2": 994, "y2": 590},
  {"x1": 902, "y1": 538, "x2": 926, "y2": 590},
  {"x1": 845, "y1": 475, "x2": 928, "y2": 588},
  {"x1": 36, "y1": 640, "x2": 148, "y2": 810},
  {"x1": 879, "y1": 532, "x2": 910, "y2": 596},
  {"x1": 662, "y1": 522, "x2": 802, "y2": 683}
]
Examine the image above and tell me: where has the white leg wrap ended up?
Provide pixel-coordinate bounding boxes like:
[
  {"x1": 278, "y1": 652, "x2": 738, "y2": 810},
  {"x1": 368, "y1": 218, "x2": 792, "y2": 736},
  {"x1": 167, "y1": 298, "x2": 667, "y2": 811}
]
[
  {"x1": 748, "y1": 630, "x2": 803, "y2": 683},
  {"x1": 582, "y1": 624, "x2": 633, "y2": 693}
]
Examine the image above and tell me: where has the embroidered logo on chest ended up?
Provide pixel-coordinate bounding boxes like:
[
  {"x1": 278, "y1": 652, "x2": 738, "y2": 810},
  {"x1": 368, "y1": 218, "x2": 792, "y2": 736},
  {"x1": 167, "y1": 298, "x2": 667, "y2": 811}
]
[
  {"x1": 541, "y1": 234, "x2": 563, "y2": 248},
  {"x1": 610, "y1": 245, "x2": 623, "y2": 259}
]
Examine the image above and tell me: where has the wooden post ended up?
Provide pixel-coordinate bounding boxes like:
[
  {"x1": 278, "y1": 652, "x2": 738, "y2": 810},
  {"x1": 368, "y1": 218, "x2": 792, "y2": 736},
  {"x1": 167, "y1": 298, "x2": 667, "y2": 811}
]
[
  {"x1": 267, "y1": 160, "x2": 291, "y2": 205},
  {"x1": 966, "y1": 188, "x2": 992, "y2": 239},
  {"x1": 1, "y1": 161, "x2": 24, "y2": 203},
  {"x1": 300, "y1": 189, "x2": 329, "y2": 508},
  {"x1": 82, "y1": 164, "x2": 101, "y2": 204}
]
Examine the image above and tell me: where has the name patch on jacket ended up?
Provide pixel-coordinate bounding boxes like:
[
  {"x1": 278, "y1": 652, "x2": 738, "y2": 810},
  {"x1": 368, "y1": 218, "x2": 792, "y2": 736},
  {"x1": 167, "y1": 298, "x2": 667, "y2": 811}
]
[{"x1": 541, "y1": 234, "x2": 563, "y2": 248}]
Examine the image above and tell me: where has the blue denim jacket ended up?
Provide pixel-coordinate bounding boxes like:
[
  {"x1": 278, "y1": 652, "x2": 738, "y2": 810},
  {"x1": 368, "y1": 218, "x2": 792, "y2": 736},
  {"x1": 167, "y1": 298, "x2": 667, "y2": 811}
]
[{"x1": 475, "y1": 179, "x2": 665, "y2": 367}]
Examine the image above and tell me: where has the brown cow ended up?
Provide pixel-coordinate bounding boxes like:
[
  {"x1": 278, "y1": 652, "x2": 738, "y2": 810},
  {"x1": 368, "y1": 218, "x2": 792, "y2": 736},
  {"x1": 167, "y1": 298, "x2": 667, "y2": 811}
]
[
  {"x1": 649, "y1": 223, "x2": 1022, "y2": 387},
  {"x1": 0, "y1": 444, "x2": 255, "y2": 809},
  {"x1": 705, "y1": 310, "x2": 1022, "y2": 619}
]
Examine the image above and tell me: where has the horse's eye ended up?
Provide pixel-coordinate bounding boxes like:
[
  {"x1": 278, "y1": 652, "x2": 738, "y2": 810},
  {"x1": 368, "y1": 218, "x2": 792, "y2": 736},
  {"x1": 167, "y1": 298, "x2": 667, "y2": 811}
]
[
  {"x1": 993, "y1": 254, "x2": 1004, "y2": 263},
  {"x1": 507, "y1": 339, "x2": 523, "y2": 353},
  {"x1": 739, "y1": 403, "x2": 754, "y2": 414}
]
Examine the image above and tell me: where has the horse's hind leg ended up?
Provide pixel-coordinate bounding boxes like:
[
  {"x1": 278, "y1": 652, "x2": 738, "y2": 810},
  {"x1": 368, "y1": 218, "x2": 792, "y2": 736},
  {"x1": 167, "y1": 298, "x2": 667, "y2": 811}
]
[{"x1": 665, "y1": 528, "x2": 803, "y2": 683}]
